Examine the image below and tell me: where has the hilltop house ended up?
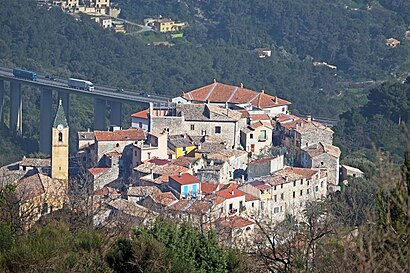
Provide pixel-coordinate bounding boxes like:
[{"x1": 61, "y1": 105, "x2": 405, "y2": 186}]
[{"x1": 173, "y1": 81, "x2": 291, "y2": 117}]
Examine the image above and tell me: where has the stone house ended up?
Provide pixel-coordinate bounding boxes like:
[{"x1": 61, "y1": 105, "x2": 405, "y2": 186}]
[
  {"x1": 94, "y1": 128, "x2": 145, "y2": 165},
  {"x1": 165, "y1": 199, "x2": 215, "y2": 227},
  {"x1": 262, "y1": 167, "x2": 328, "y2": 222},
  {"x1": 339, "y1": 165, "x2": 364, "y2": 182},
  {"x1": 173, "y1": 81, "x2": 291, "y2": 117},
  {"x1": 274, "y1": 114, "x2": 334, "y2": 150},
  {"x1": 16, "y1": 172, "x2": 66, "y2": 228},
  {"x1": 168, "y1": 173, "x2": 201, "y2": 199},
  {"x1": 195, "y1": 159, "x2": 231, "y2": 184},
  {"x1": 240, "y1": 121, "x2": 273, "y2": 156},
  {"x1": 247, "y1": 155, "x2": 284, "y2": 180},
  {"x1": 19, "y1": 157, "x2": 51, "y2": 174},
  {"x1": 205, "y1": 148, "x2": 249, "y2": 180},
  {"x1": 386, "y1": 38, "x2": 400, "y2": 48},
  {"x1": 88, "y1": 166, "x2": 119, "y2": 192},
  {"x1": 301, "y1": 142, "x2": 340, "y2": 190},
  {"x1": 127, "y1": 186, "x2": 161, "y2": 204},
  {"x1": 150, "y1": 103, "x2": 247, "y2": 149}
]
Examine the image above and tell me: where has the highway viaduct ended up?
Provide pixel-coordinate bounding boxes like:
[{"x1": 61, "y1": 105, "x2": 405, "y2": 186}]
[{"x1": 0, "y1": 67, "x2": 169, "y2": 155}]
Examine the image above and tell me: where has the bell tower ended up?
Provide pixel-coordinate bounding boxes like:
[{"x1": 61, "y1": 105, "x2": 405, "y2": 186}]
[{"x1": 51, "y1": 100, "x2": 69, "y2": 182}]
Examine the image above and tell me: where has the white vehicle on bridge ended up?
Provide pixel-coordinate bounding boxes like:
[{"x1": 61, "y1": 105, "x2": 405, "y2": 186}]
[{"x1": 68, "y1": 78, "x2": 94, "y2": 91}]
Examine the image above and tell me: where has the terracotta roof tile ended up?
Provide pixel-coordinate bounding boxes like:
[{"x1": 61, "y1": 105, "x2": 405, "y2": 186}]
[
  {"x1": 147, "y1": 158, "x2": 170, "y2": 166},
  {"x1": 215, "y1": 216, "x2": 254, "y2": 229},
  {"x1": 216, "y1": 188, "x2": 245, "y2": 199},
  {"x1": 94, "y1": 128, "x2": 145, "y2": 142},
  {"x1": 182, "y1": 82, "x2": 291, "y2": 108},
  {"x1": 151, "y1": 192, "x2": 177, "y2": 206},
  {"x1": 250, "y1": 121, "x2": 273, "y2": 129},
  {"x1": 88, "y1": 167, "x2": 111, "y2": 176},
  {"x1": 249, "y1": 180, "x2": 272, "y2": 190},
  {"x1": 245, "y1": 193, "x2": 259, "y2": 201},
  {"x1": 201, "y1": 182, "x2": 221, "y2": 194},
  {"x1": 250, "y1": 113, "x2": 271, "y2": 121},
  {"x1": 169, "y1": 173, "x2": 200, "y2": 185},
  {"x1": 131, "y1": 109, "x2": 149, "y2": 119}
]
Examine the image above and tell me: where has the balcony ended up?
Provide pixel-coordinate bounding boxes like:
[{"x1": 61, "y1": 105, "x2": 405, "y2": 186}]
[
  {"x1": 228, "y1": 208, "x2": 238, "y2": 215},
  {"x1": 258, "y1": 137, "x2": 267, "y2": 142}
]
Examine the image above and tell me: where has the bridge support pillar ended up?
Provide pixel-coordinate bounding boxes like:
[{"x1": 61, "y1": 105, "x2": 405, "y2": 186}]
[
  {"x1": 39, "y1": 88, "x2": 53, "y2": 155},
  {"x1": 94, "y1": 98, "x2": 106, "y2": 130},
  {"x1": 110, "y1": 101, "x2": 122, "y2": 128},
  {"x1": 9, "y1": 81, "x2": 22, "y2": 135},
  {"x1": 58, "y1": 91, "x2": 69, "y2": 122},
  {"x1": 0, "y1": 79, "x2": 4, "y2": 127}
]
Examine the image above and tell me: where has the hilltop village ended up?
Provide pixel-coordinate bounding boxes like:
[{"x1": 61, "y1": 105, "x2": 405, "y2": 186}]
[{"x1": 1, "y1": 81, "x2": 363, "y2": 245}]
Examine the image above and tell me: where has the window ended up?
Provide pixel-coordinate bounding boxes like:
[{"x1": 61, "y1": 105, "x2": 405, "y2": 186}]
[
  {"x1": 321, "y1": 161, "x2": 324, "y2": 166},
  {"x1": 147, "y1": 152, "x2": 151, "y2": 159},
  {"x1": 280, "y1": 184, "x2": 283, "y2": 189},
  {"x1": 239, "y1": 201, "x2": 243, "y2": 209},
  {"x1": 138, "y1": 122, "x2": 142, "y2": 128},
  {"x1": 315, "y1": 185, "x2": 319, "y2": 192},
  {"x1": 307, "y1": 189, "x2": 310, "y2": 194},
  {"x1": 282, "y1": 107, "x2": 285, "y2": 112},
  {"x1": 274, "y1": 195, "x2": 277, "y2": 202},
  {"x1": 251, "y1": 202, "x2": 254, "y2": 208},
  {"x1": 274, "y1": 207, "x2": 280, "y2": 213},
  {"x1": 182, "y1": 146, "x2": 187, "y2": 152},
  {"x1": 215, "y1": 126, "x2": 221, "y2": 134},
  {"x1": 280, "y1": 193, "x2": 284, "y2": 200},
  {"x1": 301, "y1": 180, "x2": 303, "y2": 185},
  {"x1": 191, "y1": 124, "x2": 195, "y2": 130},
  {"x1": 293, "y1": 181, "x2": 296, "y2": 187},
  {"x1": 259, "y1": 130, "x2": 267, "y2": 141},
  {"x1": 135, "y1": 151, "x2": 137, "y2": 156},
  {"x1": 41, "y1": 203, "x2": 49, "y2": 215},
  {"x1": 293, "y1": 191, "x2": 296, "y2": 198},
  {"x1": 321, "y1": 181, "x2": 324, "y2": 188},
  {"x1": 274, "y1": 185, "x2": 277, "y2": 190},
  {"x1": 300, "y1": 190, "x2": 303, "y2": 196},
  {"x1": 250, "y1": 133, "x2": 254, "y2": 139},
  {"x1": 58, "y1": 132, "x2": 63, "y2": 142},
  {"x1": 116, "y1": 143, "x2": 119, "y2": 148},
  {"x1": 307, "y1": 181, "x2": 310, "y2": 186},
  {"x1": 201, "y1": 130, "x2": 206, "y2": 136}
]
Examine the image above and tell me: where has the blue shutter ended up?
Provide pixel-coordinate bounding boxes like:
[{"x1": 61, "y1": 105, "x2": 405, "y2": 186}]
[
  {"x1": 183, "y1": 185, "x2": 188, "y2": 196},
  {"x1": 192, "y1": 184, "x2": 197, "y2": 195}
]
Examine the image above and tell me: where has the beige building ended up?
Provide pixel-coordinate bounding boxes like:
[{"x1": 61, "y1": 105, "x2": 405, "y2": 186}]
[
  {"x1": 216, "y1": 188, "x2": 246, "y2": 217},
  {"x1": 264, "y1": 167, "x2": 328, "y2": 222},
  {"x1": 301, "y1": 142, "x2": 340, "y2": 190},
  {"x1": 132, "y1": 132, "x2": 168, "y2": 167},
  {"x1": 240, "y1": 121, "x2": 273, "y2": 156}
]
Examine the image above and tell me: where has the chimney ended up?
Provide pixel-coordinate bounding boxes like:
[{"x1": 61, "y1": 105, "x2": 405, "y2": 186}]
[
  {"x1": 240, "y1": 83, "x2": 244, "y2": 88},
  {"x1": 231, "y1": 190, "x2": 235, "y2": 195},
  {"x1": 274, "y1": 96, "x2": 278, "y2": 103},
  {"x1": 261, "y1": 90, "x2": 265, "y2": 94},
  {"x1": 213, "y1": 78, "x2": 217, "y2": 83},
  {"x1": 178, "y1": 172, "x2": 182, "y2": 177},
  {"x1": 307, "y1": 115, "x2": 312, "y2": 121}
]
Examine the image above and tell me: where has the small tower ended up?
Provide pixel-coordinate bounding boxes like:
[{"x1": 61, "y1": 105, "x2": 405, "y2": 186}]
[{"x1": 51, "y1": 100, "x2": 69, "y2": 182}]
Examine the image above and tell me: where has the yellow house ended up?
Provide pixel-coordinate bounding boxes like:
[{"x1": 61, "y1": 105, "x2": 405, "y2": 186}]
[
  {"x1": 156, "y1": 19, "x2": 174, "y2": 32},
  {"x1": 168, "y1": 135, "x2": 197, "y2": 158}
]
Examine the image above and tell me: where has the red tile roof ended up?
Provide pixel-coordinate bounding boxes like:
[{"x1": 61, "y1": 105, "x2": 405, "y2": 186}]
[
  {"x1": 147, "y1": 158, "x2": 171, "y2": 166},
  {"x1": 169, "y1": 173, "x2": 201, "y2": 185},
  {"x1": 88, "y1": 167, "x2": 111, "y2": 176},
  {"x1": 245, "y1": 193, "x2": 259, "y2": 201},
  {"x1": 216, "y1": 216, "x2": 255, "y2": 229},
  {"x1": 216, "y1": 188, "x2": 245, "y2": 199},
  {"x1": 181, "y1": 82, "x2": 291, "y2": 108},
  {"x1": 250, "y1": 121, "x2": 273, "y2": 129},
  {"x1": 283, "y1": 167, "x2": 319, "y2": 179},
  {"x1": 250, "y1": 113, "x2": 271, "y2": 121},
  {"x1": 94, "y1": 128, "x2": 145, "y2": 142},
  {"x1": 131, "y1": 109, "x2": 149, "y2": 119},
  {"x1": 201, "y1": 182, "x2": 221, "y2": 194}
]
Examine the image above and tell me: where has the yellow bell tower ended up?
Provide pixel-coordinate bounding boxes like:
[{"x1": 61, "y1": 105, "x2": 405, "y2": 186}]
[{"x1": 51, "y1": 100, "x2": 69, "y2": 182}]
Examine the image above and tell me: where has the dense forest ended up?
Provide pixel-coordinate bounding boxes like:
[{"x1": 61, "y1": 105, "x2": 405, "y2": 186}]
[{"x1": 0, "y1": 0, "x2": 408, "y2": 165}]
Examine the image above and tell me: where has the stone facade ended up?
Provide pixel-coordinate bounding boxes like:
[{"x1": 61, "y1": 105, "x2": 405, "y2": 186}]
[{"x1": 247, "y1": 155, "x2": 284, "y2": 180}]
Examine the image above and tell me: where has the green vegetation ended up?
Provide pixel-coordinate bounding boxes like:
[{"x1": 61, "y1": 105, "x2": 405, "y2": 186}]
[{"x1": 334, "y1": 79, "x2": 409, "y2": 163}]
